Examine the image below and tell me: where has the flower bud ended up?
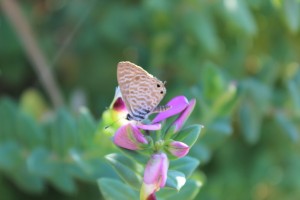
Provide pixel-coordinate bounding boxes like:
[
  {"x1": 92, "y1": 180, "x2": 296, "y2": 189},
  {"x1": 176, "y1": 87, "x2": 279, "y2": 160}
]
[
  {"x1": 113, "y1": 124, "x2": 148, "y2": 150},
  {"x1": 166, "y1": 141, "x2": 189, "y2": 158},
  {"x1": 140, "y1": 153, "x2": 169, "y2": 200},
  {"x1": 111, "y1": 87, "x2": 127, "y2": 112}
]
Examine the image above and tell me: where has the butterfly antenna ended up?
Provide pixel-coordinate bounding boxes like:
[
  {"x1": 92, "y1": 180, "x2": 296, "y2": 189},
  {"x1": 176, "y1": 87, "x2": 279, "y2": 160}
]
[{"x1": 104, "y1": 118, "x2": 122, "y2": 129}]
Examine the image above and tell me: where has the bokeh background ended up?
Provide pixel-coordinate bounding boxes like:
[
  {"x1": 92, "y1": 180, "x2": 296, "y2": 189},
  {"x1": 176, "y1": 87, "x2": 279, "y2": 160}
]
[{"x1": 1, "y1": 0, "x2": 300, "y2": 200}]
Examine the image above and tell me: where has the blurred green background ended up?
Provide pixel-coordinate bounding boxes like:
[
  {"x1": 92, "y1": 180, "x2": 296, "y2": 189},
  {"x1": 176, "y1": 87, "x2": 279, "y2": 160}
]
[{"x1": 1, "y1": 0, "x2": 300, "y2": 199}]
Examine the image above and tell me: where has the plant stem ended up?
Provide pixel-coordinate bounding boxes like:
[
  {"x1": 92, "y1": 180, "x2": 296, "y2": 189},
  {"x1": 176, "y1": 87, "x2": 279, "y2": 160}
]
[{"x1": 0, "y1": 0, "x2": 64, "y2": 108}]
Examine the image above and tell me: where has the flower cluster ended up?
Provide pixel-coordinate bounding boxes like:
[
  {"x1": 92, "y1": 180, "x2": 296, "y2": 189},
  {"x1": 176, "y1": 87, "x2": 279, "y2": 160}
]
[{"x1": 110, "y1": 87, "x2": 196, "y2": 200}]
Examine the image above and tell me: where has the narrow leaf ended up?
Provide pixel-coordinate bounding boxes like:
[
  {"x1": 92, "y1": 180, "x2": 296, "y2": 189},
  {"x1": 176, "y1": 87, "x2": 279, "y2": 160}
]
[
  {"x1": 275, "y1": 111, "x2": 299, "y2": 141},
  {"x1": 170, "y1": 156, "x2": 200, "y2": 178},
  {"x1": 163, "y1": 179, "x2": 202, "y2": 200},
  {"x1": 173, "y1": 125, "x2": 202, "y2": 148},
  {"x1": 283, "y1": 0, "x2": 300, "y2": 33},
  {"x1": 105, "y1": 153, "x2": 142, "y2": 190},
  {"x1": 98, "y1": 178, "x2": 139, "y2": 200},
  {"x1": 239, "y1": 101, "x2": 262, "y2": 144},
  {"x1": 165, "y1": 170, "x2": 186, "y2": 191}
]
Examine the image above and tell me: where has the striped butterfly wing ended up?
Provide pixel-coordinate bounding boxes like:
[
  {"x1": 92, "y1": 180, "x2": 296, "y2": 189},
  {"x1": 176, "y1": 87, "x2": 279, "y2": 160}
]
[{"x1": 117, "y1": 61, "x2": 166, "y2": 121}]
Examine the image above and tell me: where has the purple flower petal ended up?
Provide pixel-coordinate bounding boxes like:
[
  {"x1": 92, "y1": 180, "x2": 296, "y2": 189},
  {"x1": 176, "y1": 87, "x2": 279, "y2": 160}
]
[
  {"x1": 111, "y1": 87, "x2": 127, "y2": 112},
  {"x1": 113, "y1": 97, "x2": 126, "y2": 112},
  {"x1": 152, "y1": 96, "x2": 189, "y2": 123},
  {"x1": 113, "y1": 124, "x2": 148, "y2": 150},
  {"x1": 172, "y1": 99, "x2": 196, "y2": 133},
  {"x1": 136, "y1": 123, "x2": 161, "y2": 130},
  {"x1": 143, "y1": 152, "x2": 169, "y2": 187},
  {"x1": 166, "y1": 141, "x2": 189, "y2": 158}
]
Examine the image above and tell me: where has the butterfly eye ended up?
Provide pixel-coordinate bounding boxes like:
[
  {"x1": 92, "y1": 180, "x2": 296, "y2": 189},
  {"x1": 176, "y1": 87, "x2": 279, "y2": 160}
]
[
  {"x1": 160, "y1": 91, "x2": 164, "y2": 94},
  {"x1": 157, "y1": 84, "x2": 160, "y2": 88}
]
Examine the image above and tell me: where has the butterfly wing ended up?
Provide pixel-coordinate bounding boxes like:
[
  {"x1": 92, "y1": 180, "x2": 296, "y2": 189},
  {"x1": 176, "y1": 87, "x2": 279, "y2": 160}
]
[{"x1": 117, "y1": 61, "x2": 166, "y2": 120}]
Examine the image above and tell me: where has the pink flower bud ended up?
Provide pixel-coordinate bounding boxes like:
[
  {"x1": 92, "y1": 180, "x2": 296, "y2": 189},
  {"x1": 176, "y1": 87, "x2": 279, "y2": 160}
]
[
  {"x1": 113, "y1": 124, "x2": 148, "y2": 150},
  {"x1": 140, "y1": 153, "x2": 169, "y2": 200},
  {"x1": 166, "y1": 141, "x2": 189, "y2": 158},
  {"x1": 111, "y1": 87, "x2": 127, "y2": 112},
  {"x1": 112, "y1": 97, "x2": 126, "y2": 112}
]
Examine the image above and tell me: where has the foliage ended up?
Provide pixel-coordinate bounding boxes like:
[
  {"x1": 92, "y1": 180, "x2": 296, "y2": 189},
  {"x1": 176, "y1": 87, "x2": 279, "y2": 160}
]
[
  {"x1": 0, "y1": 92, "x2": 117, "y2": 200},
  {"x1": 1, "y1": 0, "x2": 300, "y2": 200}
]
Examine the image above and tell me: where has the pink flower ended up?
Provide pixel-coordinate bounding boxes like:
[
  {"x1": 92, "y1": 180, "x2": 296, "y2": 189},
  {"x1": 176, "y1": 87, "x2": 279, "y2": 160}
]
[
  {"x1": 171, "y1": 99, "x2": 196, "y2": 133},
  {"x1": 165, "y1": 141, "x2": 189, "y2": 158},
  {"x1": 153, "y1": 96, "x2": 196, "y2": 133},
  {"x1": 111, "y1": 87, "x2": 127, "y2": 113},
  {"x1": 140, "y1": 152, "x2": 169, "y2": 200},
  {"x1": 113, "y1": 123, "x2": 148, "y2": 150},
  {"x1": 112, "y1": 95, "x2": 196, "y2": 150},
  {"x1": 152, "y1": 96, "x2": 189, "y2": 123},
  {"x1": 112, "y1": 97, "x2": 126, "y2": 112},
  {"x1": 110, "y1": 87, "x2": 162, "y2": 150},
  {"x1": 109, "y1": 92, "x2": 198, "y2": 199}
]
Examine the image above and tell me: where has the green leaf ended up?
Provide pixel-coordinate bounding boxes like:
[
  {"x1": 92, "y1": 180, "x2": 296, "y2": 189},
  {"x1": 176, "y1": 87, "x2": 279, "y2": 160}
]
[
  {"x1": 165, "y1": 170, "x2": 186, "y2": 191},
  {"x1": 173, "y1": 125, "x2": 202, "y2": 148},
  {"x1": 105, "y1": 153, "x2": 143, "y2": 190},
  {"x1": 48, "y1": 163, "x2": 77, "y2": 194},
  {"x1": 16, "y1": 112, "x2": 45, "y2": 148},
  {"x1": 275, "y1": 111, "x2": 299, "y2": 141},
  {"x1": 27, "y1": 147, "x2": 53, "y2": 177},
  {"x1": 50, "y1": 109, "x2": 78, "y2": 156},
  {"x1": 11, "y1": 167, "x2": 45, "y2": 193},
  {"x1": 162, "y1": 180, "x2": 202, "y2": 200},
  {"x1": 0, "y1": 98, "x2": 17, "y2": 140},
  {"x1": 119, "y1": 148, "x2": 149, "y2": 164},
  {"x1": 170, "y1": 156, "x2": 199, "y2": 178},
  {"x1": 201, "y1": 63, "x2": 225, "y2": 101},
  {"x1": 85, "y1": 159, "x2": 119, "y2": 180},
  {"x1": 242, "y1": 78, "x2": 271, "y2": 112},
  {"x1": 69, "y1": 151, "x2": 116, "y2": 181},
  {"x1": 221, "y1": 0, "x2": 257, "y2": 35},
  {"x1": 0, "y1": 141, "x2": 22, "y2": 172},
  {"x1": 208, "y1": 118, "x2": 232, "y2": 136},
  {"x1": 189, "y1": 144, "x2": 212, "y2": 164},
  {"x1": 239, "y1": 101, "x2": 262, "y2": 144},
  {"x1": 186, "y1": 12, "x2": 220, "y2": 55},
  {"x1": 212, "y1": 82, "x2": 239, "y2": 117},
  {"x1": 287, "y1": 79, "x2": 300, "y2": 114},
  {"x1": 76, "y1": 107, "x2": 97, "y2": 148},
  {"x1": 98, "y1": 178, "x2": 139, "y2": 200},
  {"x1": 69, "y1": 149, "x2": 94, "y2": 180},
  {"x1": 283, "y1": 0, "x2": 300, "y2": 33}
]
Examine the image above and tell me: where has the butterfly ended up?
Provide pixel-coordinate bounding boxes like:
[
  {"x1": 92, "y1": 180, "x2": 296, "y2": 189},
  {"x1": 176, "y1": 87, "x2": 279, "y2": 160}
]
[{"x1": 117, "y1": 61, "x2": 169, "y2": 121}]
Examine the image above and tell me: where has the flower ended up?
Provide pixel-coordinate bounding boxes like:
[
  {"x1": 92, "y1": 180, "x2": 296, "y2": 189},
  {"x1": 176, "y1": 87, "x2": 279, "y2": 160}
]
[
  {"x1": 110, "y1": 87, "x2": 162, "y2": 150},
  {"x1": 108, "y1": 91, "x2": 198, "y2": 199},
  {"x1": 111, "y1": 87, "x2": 127, "y2": 112},
  {"x1": 171, "y1": 98, "x2": 196, "y2": 133},
  {"x1": 165, "y1": 141, "x2": 189, "y2": 158},
  {"x1": 153, "y1": 96, "x2": 196, "y2": 134},
  {"x1": 140, "y1": 152, "x2": 169, "y2": 200},
  {"x1": 152, "y1": 96, "x2": 190, "y2": 123},
  {"x1": 113, "y1": 123, "x2": 148, "y2": 150}
]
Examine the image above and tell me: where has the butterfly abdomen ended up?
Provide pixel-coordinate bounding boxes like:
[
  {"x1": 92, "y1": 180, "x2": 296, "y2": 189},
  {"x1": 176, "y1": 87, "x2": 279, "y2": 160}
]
[
  {"x1": 153, "y1": 105, "x2": 170, "y2": 113},
  {"x1": 127, "y1": 108, "x2": 151, "y2": 121}
]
